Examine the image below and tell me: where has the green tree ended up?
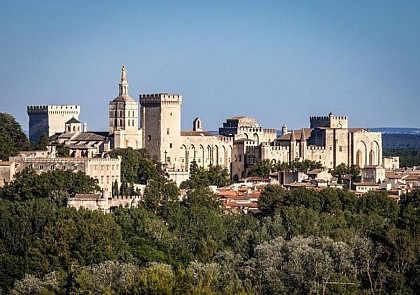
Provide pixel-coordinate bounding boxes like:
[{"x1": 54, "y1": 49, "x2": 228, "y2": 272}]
[
  {"x1": 0, "y1": 113, "x2": 29, "y2": 160},
  {"x1": 247, "y1": 159, "x2": 272, "y2": 178},
  {"x1": 0, "y1": 168, "x2": 100, "y2": 203},
  {"x1": 330, "y1": 163, "x2": 361, "y2": 183},
  {"x1": 35, "y1": 133, "x2": 50, "y2": 150},
  {"x1": 257, "y1": 185, "x2": 290, "y2": 216},
  {"x1": 108, "y1": 148, "x2": 165, "y2": 186},
  {"x1": 181, "y1": 164, "x2": 230, "y2": 189},
  {"x1": 143, "y1": 176, "x2": 179, "y2": 210}
]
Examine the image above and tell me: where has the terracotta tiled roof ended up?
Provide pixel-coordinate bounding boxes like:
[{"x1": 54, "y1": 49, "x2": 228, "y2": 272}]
[{"x1": 386, "y1": 173, "x2": 408, "y2": 179}]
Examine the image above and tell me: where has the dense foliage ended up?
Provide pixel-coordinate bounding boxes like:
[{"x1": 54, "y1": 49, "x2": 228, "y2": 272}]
[
  {"x1": 0, "y1": 168, "x2": 100, "y2": 204},
  {"x1": 384, "y1": 148, "x2": 420, "y2": 167},
  {"x1": 0, "y1": 113, "x2": 29, "y2": 160},
  {"x1": 1, "y1": 170, "x2": 419, "y2": 294},
  {"x1": 108, "y1": 148, "x2": 166, "y2": 185},
  {"x1": 248, "y1": 159, "x2": 323, "y2": 178},
  {"x1": 180, "y1": 160, "x2": 230, "y2": 188}
]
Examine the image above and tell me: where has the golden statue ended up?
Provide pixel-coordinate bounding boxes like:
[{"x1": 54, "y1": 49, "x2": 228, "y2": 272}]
[{"x1": 121, "y1": 66, "x2": 126, "y2": 82}]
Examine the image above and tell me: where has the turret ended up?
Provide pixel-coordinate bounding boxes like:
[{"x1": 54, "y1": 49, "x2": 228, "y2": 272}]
[
  {"x1": 282, "y1": 124, "x2": 288, "y2": 135},
  {"x1": 193, "y1": 118, "x2": 202, "y2": 132}
]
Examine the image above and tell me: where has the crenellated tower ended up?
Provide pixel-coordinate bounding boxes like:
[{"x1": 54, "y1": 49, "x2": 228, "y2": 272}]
[{"x1": 140, "y1": 93, "x2": 182, "y2": 168}]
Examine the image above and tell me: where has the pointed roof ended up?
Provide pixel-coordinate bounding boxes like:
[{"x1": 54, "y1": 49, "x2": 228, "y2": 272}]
[
  {"x1": 300, "y1": 129, "x2": 306, "y2": 141},
  {"x1": 290, "y1": 130, "x2": 296, "y2": 141},
  {"x1": 66, "y1": 117, "x2": 80, "y2": 124}
]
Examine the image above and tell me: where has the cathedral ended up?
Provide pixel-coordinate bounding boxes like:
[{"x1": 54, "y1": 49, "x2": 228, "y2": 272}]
[{"x1": 30, "y1": 66, "x2": 383, "y2": 182}]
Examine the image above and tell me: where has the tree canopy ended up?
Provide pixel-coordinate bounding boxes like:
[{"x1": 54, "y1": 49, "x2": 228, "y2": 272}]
[
  {"x1": 180, "y1": 161, "x2": 230, "y2": 189},
  {"x1": 1, "y1": 165, "x2": 420, "y2": 294},
  {"x1": 0, "y1": 168, "x2": 100, "y2": 204},
  {"x1": 108, "y1": 148, "x2": 165, "y2": 185},
  {"x1": 0, "y1": 113, "x2": 29, "y2": 160},
  {"x1": 248, "y1": 159, "x2": 323, "y2": 178}
]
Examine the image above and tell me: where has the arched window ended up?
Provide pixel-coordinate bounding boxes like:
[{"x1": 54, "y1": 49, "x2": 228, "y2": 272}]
[
  {"x1": 369, "y1": 150, "x2": 374, "y2": 165},
  {"x1": 356, "y1": 150, "x2": 362, "y2": 167}
]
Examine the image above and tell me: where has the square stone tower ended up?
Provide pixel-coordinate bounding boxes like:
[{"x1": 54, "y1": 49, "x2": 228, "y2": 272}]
[
  {"x1": 140, "y1": 93, "x2": 182, "y2": 168},
  {"x1": 27, "y1": 105, "x2": 80, "y2": 143}
]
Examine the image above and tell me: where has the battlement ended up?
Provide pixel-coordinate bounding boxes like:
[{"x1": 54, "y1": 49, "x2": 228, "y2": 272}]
[
  {"x1": 27, "y1": 105, "x2": 80, "y2": 114},
  {"x1": 87, "y1": 157, "x2": 121, "y2": 163},
  {"x1": 270, "y1": 146, "x2": 289, "y2": 151},
  {"x1": 217, "y1": 136, "x2": 234, "y2": 143},
  {"x1": 246, "y1": 146, "x2": 260, "y2": 151},
  {"x1": 264, "y1": 128, "x2": 277, "y2": 134},
  {"x1": 27, "y1": 105, "x2": 79, "y2": 110},
  {"x1": 309, "y1": 115, "x2": 347, "y2": 121},
  {"x1": 140, "y1": 93, "x2": 182, "y2": 105},
  {"x1": 310, "y1": 113, "x2": 348, "y2": 129},
  {"x1": 307, "y1": 146, "x2": 326, "y2": 151}
]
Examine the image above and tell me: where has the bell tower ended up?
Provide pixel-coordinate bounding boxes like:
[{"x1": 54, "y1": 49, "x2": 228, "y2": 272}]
[{"x1": 109, "y1": 66, "x2": 141, "y2": 149}]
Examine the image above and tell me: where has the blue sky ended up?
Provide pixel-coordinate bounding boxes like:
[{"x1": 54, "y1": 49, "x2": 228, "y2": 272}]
[{"x1": 0, "y1": 0, "x2": 419, "y2": 132}]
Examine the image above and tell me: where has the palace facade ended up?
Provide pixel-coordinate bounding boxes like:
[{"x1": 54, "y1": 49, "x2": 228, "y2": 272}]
[{"x1": 30, "y1": 67, "x2": 383, "y2": 182}]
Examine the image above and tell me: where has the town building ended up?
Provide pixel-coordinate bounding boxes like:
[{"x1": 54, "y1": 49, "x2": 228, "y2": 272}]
[
  {"x1": 50, "y1": 117, "x2": 111, "y2": 158},
  {"x1": 0, "y1": 161, "x2": 15, "y2": 188},
  {"x1": 9, "y1": 147, "x2": 121, "y2": 198}
]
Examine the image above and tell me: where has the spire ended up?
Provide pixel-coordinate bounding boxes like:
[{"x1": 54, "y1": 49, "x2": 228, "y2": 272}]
[
  {"x1": 119, "y1": 66, "x2": 129, "y2": 96},
  {"x1": 121, "y1": 65, "x2": 127, "y2": 82},
  {"x1": 290, "y1": 130, "x2": 296, "y2": 142},
  {"x1": 300, "y1": 129, "x2": 306, "y2": 142}
]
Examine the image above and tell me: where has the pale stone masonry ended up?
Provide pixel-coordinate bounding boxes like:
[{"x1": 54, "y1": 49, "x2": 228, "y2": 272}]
[
  {"x1": 27, "y1": 105, "x2": 80, "y2": 143},
  {"x1": 140, "y1": 92, "x2": 234, "y2": 172},
  {"x1": 109, "y1": 66, "x2": 142, "y2": 149},
  {"x1": 27, "y1": 67, "x2": 384, "y2": 184},
  {"x1": 233, "y1": 113, "x2": 382, "y2": 180},
  {"x1": 10, "y1": 149, "x2": 121, "y2": 198}
]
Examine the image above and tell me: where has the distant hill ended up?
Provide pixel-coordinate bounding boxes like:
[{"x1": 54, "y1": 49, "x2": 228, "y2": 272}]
[
  {"x1": 370, "y1": 127, "x2": 420, "y2": 135},
  {"x1": 369, "y1": 128, "x2": 420, "y2": 149}
]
